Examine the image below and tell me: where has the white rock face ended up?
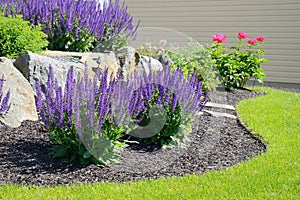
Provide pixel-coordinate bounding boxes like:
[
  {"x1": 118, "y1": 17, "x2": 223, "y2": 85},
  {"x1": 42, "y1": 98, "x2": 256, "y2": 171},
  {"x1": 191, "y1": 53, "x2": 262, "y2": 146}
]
[
  {"x1": 13, "y1": 51, "x2": 87, "y2": 93},
  {"x1": 0, "y1": 57, "x2": 38, "y2": 128}
]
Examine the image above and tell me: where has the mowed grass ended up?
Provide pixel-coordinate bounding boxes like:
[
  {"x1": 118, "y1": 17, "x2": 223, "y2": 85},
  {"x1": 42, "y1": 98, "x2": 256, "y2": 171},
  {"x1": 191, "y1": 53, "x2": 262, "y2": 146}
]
[{"x1": 0, "y1": 87, "x2": 299, "y2": 200}]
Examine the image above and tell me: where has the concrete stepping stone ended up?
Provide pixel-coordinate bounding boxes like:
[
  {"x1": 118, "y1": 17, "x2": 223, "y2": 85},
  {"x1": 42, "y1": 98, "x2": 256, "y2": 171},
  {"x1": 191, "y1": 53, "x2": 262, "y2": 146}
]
[
  {"x1": 205, "y1": 102, "x2": 235, "y2": 110},
  {"x1": 203, "y1": 110, "x2": 237, "y2": 120}
]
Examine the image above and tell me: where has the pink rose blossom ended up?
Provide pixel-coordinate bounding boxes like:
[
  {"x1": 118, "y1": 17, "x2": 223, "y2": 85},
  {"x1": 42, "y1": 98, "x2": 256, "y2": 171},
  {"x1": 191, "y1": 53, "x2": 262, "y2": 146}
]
[
  {"x1": 213, "y1": 34, "x2": 226, "y2": 43},
  {"x1": 248, "y1": 39, "x2": 256, "y2": 45},
  {"x1": 238, "y1": 32, "x2": 247, "y2": 39},
  {"x1": 256, "y1": 36, "x2": 265, "y2": 42}
]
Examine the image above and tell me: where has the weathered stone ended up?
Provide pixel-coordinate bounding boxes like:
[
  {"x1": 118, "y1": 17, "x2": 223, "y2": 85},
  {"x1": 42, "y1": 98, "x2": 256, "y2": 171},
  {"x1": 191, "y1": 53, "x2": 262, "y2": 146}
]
[
  {"x1": 13, "y1": 52, "x2": 87, "y2": 93},
  {"x1": 203, "y1": 110, "x2": 237, "y2": 119},
  {"x1": 205, "y1": 102, "x2": 235, "y2": 110},
  {"x1": 115, "y1": 46, "x2": 140, "y2": 80},
  {"x1": 153, "y1": 54, "x2": 173, "y2": 66},
  {"x1": 0, "y1": 58, "x2": 38, "y2": 128},
  {"x1": 137, "y1": 55, "x2": 163, "y2": 76},
  {"x1": 43, "y1": 50, "x2": 86, "y2": 57},
  {"x1": 80, "y1": 51, "x2": 119, "y2": 80}
]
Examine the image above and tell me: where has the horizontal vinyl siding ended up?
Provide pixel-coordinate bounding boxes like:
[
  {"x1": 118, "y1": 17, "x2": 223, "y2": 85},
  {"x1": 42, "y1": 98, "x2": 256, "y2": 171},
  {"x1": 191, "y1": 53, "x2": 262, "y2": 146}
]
[{"x1": 123, "y1": 0, "x2": 300, "y2": 85}]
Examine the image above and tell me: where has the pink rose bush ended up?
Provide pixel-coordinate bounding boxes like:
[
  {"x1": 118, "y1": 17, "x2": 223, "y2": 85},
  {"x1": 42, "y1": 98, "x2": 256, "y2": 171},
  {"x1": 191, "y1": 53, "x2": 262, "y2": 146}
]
[{"x1": 208, "y1": 32, "x2": 269, "y2": 90}]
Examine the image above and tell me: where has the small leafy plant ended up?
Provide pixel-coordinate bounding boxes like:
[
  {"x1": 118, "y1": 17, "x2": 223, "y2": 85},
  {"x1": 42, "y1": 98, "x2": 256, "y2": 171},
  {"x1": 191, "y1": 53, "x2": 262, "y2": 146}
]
[
  {"x1": 166, "y1": 42, "x2": 219, "y2": 91},
  {"x1": 0, "y1": 75, "x2": 10, "y2": 116},
  {"x1": 208, "y1": 32, "x2": 269, "y2": 90},
  {"x1": 0, "y1": 15, "x2": 48, "y2": 58}
]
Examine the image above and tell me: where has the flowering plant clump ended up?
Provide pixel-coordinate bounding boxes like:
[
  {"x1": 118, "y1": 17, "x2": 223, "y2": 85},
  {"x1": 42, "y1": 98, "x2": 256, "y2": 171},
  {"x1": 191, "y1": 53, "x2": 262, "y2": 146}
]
[
  {"x1": 0, "y1": 75, "x2": 10, "y2": 116},
  {"x1": 35, "y1": 66, "x2": 125, "y2": 165},
  {"x1": 0, "y1": 0, "x2": 139, "y2": 52},
  {"x1": 208, "y1": 32, "x2": 269, "y2": 90},
  {"x1": 122, "y1": 65, "x2": 208, "y2": 147},
  {"x1": 35, "y1": 63, "x2": 208, "y2": 165}
]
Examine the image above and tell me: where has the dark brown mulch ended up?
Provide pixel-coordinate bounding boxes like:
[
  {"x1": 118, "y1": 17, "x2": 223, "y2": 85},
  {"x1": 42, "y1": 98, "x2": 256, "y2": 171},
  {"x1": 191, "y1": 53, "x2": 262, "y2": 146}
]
[{"x1": 0, "y1": 89, "x2": 267, "y2": 186}]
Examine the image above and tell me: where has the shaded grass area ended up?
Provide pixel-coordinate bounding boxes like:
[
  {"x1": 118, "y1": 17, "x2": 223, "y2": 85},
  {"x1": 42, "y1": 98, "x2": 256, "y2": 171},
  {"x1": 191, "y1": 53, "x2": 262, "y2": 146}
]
[{"x1": 0, "y1": 87, "x2": 299, "y2": 199}]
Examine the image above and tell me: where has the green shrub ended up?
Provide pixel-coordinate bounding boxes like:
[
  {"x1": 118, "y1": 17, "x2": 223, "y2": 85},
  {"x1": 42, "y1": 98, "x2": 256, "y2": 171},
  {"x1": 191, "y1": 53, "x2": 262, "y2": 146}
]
[
  {"x1": 0, "y1": 15, "x2": 48, "y2": 58},
  {"x1": 207, "y1": 32, "x2": 269, "y2": 90},
  {"x1": 166, "y1": 42, "x2": 219, "y2": 91},
  {"x1": 137, "y1": 40, "x2": 219, "y2": 91}
]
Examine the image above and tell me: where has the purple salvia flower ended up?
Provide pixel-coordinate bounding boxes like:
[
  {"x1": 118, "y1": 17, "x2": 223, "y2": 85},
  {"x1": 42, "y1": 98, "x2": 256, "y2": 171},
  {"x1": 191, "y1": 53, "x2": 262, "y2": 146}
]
[
  {"x1": 87, "y1": 83, "x2": 95, "y2": 129},
  {"x1": 84, "y1": 66, "x2": 89, "y2": 92},
  {"x1": 65, "y1": 67, "x2": 74, "y2": 123},
  {"x1": 54, "y1": 80, "x2": 64, "y2": 127},
  {"x1": 35, "y1": 81, "x2": 46, "y2": 122},
  {"x1": 200, "y1": 91, "x2": 209, "y2": 111},
  {"x1": 164, "y1": 91, "x2": 170, "y2": 108},
  {"x1": 74, "y1": 84, "x2": 82, "y2": 140},
  {"x1": 45, "y1": 65, "x2": 56, "y2": 123},
  {"x1": 157, "y1": 84, "x2": 165, "y2": 107},
  {"x1": 0, "y1": 90, "x2": 10, "y2": 115},
  {"x1": 35, "y1": 81, "x2": 43, "y2": 112},
  {"x1": 171, "y1": 94, "x2": 178, "y2": 111}
]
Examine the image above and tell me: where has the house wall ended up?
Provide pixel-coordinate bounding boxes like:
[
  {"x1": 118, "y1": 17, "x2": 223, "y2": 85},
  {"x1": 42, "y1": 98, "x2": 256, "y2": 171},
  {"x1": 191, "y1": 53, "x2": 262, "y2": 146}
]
[{"x1": 122, "y1": 0, "x2": 300, "y2": 88}]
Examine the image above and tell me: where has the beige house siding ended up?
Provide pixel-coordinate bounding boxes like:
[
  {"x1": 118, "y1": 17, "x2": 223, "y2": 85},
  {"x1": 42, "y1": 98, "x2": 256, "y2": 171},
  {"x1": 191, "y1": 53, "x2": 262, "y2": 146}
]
[{"x1": 123, "y1": 0, "x2": 300, "y2": 87}]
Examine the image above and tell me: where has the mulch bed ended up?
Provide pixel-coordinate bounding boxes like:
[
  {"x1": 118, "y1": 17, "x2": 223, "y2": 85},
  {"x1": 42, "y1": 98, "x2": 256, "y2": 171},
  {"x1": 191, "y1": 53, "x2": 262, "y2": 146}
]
[{"x1": 0, "y1": 89, "x2": 267, "y2": 186}]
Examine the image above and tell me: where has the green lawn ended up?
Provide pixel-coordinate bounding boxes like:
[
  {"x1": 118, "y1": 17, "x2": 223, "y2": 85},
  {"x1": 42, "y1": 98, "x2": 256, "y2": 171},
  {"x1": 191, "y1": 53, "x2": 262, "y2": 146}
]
[{"x1": 1, "y1": 87, "x2": 299, "y2": 200}]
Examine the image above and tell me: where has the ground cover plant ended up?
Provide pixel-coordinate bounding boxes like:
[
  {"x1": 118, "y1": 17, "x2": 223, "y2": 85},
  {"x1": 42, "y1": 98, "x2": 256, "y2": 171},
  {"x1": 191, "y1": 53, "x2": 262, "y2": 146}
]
[
  {"x1": 0, "y1": 15, "x2": 48, "y2": 58},
  {"x1": 35, "y1": 63, "x2": 208, "y2": 165},
  {"x1": 0, "y1": 0, "x2": 140, "y2": 52},
  {"x1": 208, "y1": 32, "x2": 269, "y2": 90},
  {"x1": 0, "y1": 87, "x2": 299, "y2": 199}
]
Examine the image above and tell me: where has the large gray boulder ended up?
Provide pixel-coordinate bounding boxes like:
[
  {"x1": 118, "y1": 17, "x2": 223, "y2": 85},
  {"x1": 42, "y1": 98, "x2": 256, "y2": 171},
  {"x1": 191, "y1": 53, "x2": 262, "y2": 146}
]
[
  {"x1": 137, "y1": 56, "x2": 163, "y2": 76},
  {"x1": 115, "y1": 46, "x2": 140, "y2": 80},
  {"x1": 13, "y1": 52, "x2": 87, "y2": 93},
  {"x1": 0, "y1": 57, "x2": 38, "y2": 128},
  {"x1": 80, "y1": 51, "x2": 119, "y2": 81}
]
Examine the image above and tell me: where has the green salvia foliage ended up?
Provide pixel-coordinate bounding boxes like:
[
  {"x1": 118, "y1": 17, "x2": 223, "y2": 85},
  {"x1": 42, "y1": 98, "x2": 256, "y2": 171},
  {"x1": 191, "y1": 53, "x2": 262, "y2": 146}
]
[
  {"x1": 48, "y1": 28, "x2": 98, "y2": 52},
  {"x1": 0, "y1": 15, "x2": 48, "y2": 58},
  {"x1": 209, "y1": 39, "x2": 269, "y2": 90},
  {"x1": 78, "y1": 102, "x2": 126, "y2": 166},
  {"x1": 48, "y1": 94, "x2": 127, "y2": 166},
  {"x1": 136, "y1": 88, "x2": 191, "y2": 147}
]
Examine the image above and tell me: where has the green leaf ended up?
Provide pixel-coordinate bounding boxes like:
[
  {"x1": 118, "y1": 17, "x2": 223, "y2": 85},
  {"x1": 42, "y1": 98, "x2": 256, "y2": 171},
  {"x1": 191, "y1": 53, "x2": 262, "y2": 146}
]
[
  {"x1": 51, "y1": 145, "x2": 68, "y2": 159},
  {"x1": 83, "y1": 151, "x2": 92, "y2": 159}
]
